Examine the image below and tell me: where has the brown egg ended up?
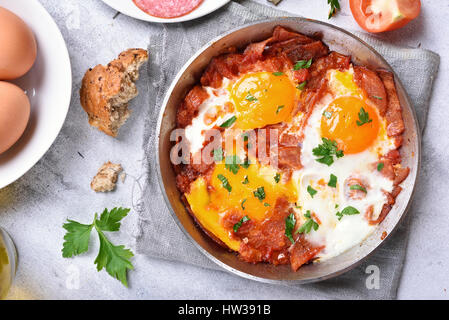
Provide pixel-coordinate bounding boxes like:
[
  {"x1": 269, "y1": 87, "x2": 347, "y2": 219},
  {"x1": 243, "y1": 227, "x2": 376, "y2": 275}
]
[
  {"x1": 0, "y1": 7, "x2": 37, "y2": 80},
  {"x1": 0, "y1": 81, "x2": 30, "y2": 154}
]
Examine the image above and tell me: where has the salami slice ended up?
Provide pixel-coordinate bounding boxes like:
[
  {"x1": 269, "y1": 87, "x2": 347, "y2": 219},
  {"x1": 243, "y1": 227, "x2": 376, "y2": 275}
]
[{"x1": 133, "y1": 0, "x2": 204, "y2": 19}]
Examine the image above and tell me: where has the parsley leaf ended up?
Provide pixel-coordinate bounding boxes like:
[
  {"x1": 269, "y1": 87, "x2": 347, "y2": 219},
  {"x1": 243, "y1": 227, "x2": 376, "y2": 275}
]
[
  {"x1": 294, "y1": 59, "x2": 313, "y2": 70},
  {"x1": 264, "y1": 203, "x2": 271, "y2": 207},
  {"x1": 297, "y1": 81, "x2": 307, "y2": 90},
  {"x1": 242, "y1": 175, "x2": 249, "y2": 184},
  {"x1": 225, "y1": 155, "x2": 241, "y2": 174},
  {"x1": 241, "y1": 199, "x2": 247, "y2": 210},
  {"x1": 218, "y1": 174, "x2": 232, "y2": 192},
  {"x1": 62, "y1": 208, "x2": 134, "y2": 287},
  {"x1": 241, "y1": 158, "x2": 250, "y2": 169},
  {"x1": 95, "y1": 207, "x2": 130, "y2": 232},
  {"x1": 323, "y1": 110, "x2": 333, "y2": 119},
  {"x1": 377, "y1": 162, "x2": 384, "y2": 171},
  {"x1": 336, "y1": 206, "x2": 360, "y2": 221},
  {"x1": 328, "y1": 174, "x2": 337, "y2": 188},
  {"x1": 296, "y1": 210, "x2": 319, "y2": 234},
  {"x1": 274, "y1": 173, "x2": 281, "y2": 183},
  {"x1": 276, "y1": 105, "x2": 285, "y2": 114},
  {"x1": 328, "y1": 0, "x2": 340, "y2": 19},
  {"x1": 220, "y1": 116, "x2": 237, "y2": 128},
  {"x1": 253, "y1": 186, "x2": 266, "y2": 201},
  {"x1": 312, "y1": 137, "x2": 344, "y2": 166},
  {"x1": 234, "y1": 215, "x2": 250, "y2": 232},
  {"x1": 371, "y1": 95, "x2": 383, "y2": 100},
  {"x1": 285, "y1": 213, "x2": 296, "y2": 244},
  {"x1": 307, "y1": 185, "x2": 318, "y2": 198},
  {"x1": 213, "y1": 147, "x2": 223, "y2": 162},
  {"x1": 273, "y1": 72, "x2": 284, "y2": 76},
  {"x1": 350, "y1": 184, "x2": 367, "y2": 193},
  {"x1": 62, "y1": 220, "x2": 93, "y2": 258},
  {"x1": 356, "y1": 107, "x2": 373, "y2": 126},
  {"x1": 245, "y1": 91, "x2": 258, "y2": 102}
]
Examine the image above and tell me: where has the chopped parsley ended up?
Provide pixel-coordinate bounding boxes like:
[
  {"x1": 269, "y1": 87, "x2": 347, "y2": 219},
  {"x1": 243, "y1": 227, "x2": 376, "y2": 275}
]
[
  {"x1": 213, "y1": 147, "x2": 223, "y2": 162},
  {"x1": 285, "y1": 213, "x2": 296, "y2": 244},
  {"x1": 371, "y1": 95, "x2": 383, "y2": 100},
  {"x1": 323, "y1": 110, "x2": 333, "y2": 119},
  {"x1": 245, "y1": 91, "x2": 258, "y2": 102},
  {"x1": 296, "y1": 81, "x2": 307, "y2": 90},
  {"x1": 312, "y1": 137, "x2": 344, "y2": 166},
  {"x1": 273, "y1": 71, "x2": 284, "y2": 76},
  {"x1": 220, "y1": 116, "x2": 237, "y2": 128},
  {"x1": 241, "y1": 158, "x2": 250, "y2": 169},
  {"x1": 225, "y1": 155, "x2": 241, "y2": 174},
  {"x1": 293, "y1": 59, "x2": 313, "y2": 70},
  {"x1": 350, "y1": 184, "x2": 367, "y2": 193},
  {"x1": 264, "y1": 203, "x2": 271, "y2": 207},
  {"x1": 217, "y1": 174, "x2": 232, "y2": 193},
  {"x1": 274, "y1": 173, "x2": 281, "y2": 183},
  {"x1": 377, "y1": 162, "x2": 384, "y2": 171},
  {"x1": 307, "y1": 185, "x2": 318, "y2": 198},
  {"x1": 253, "y1": 186, "x2": 266, "y2": 201},
  {"x1": 328, "y1": 0, "x2": 340, "y2": 19},
  {"x1": 336, "y1": 206, "x2": 360, "y2": 221},
  {"x1": 276, "y1": 105, "x2": 285, "y2": 114},
  {"x1": 242, "y1": 175, "x2": 249, "y2": 184},
  {"x1": 233, "y1": 215, "x2": 250, "y2": 232},
  {"x1": 357, "y1": 107, "x2": 373, "y2": 126},
  {"x1": 328, "y1": 174, "x2": 337, "y2": 188},
  {"x1": 241, "y1": 199, "x2": 247, "y2": 210},
  {"x1": 296, "y1": 210, "x2": 319, "y2": 234}
]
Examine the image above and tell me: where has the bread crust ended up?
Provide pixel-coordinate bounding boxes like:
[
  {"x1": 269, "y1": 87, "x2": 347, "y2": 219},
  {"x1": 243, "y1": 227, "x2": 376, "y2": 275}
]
[{"x1": 80, "y1": 49, "x2": 148, "y2": 137}]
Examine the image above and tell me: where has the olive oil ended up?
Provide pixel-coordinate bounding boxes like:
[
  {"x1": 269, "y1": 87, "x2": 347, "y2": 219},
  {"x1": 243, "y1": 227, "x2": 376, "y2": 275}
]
[{"x1": 0, "y1": 235, "x2": 11, "y2": 299}]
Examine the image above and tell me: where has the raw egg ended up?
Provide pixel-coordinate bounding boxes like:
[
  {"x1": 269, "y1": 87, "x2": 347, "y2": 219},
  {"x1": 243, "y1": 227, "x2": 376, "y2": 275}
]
[
  {"x1": 0, "y1": 7, "x2": 37, "y2": 80},
  {"x1": 0, "y1": 81, "x2": 30, "y2": 154}
]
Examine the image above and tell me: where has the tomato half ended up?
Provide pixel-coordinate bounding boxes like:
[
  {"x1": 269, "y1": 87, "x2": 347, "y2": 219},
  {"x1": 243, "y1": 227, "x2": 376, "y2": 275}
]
[{"x1": 349, "y1": 0, "x2": 421, "y2": 33}]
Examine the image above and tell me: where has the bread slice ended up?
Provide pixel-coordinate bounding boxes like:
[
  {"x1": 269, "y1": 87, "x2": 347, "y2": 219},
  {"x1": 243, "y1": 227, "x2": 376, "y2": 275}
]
[
  {"x1": 80, "y1": 49, "x2": 148, "y2": 137},
  {"x1": 91, "y1": 161, "x2": 123, "y2": 192}
]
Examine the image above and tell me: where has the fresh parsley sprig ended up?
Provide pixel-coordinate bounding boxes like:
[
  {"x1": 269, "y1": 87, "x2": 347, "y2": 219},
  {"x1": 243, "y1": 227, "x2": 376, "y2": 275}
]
[
  {"x1": 328, "y1": 0, "x2": 340, "y2": 19},
  {"x1": 312, "y1": 137, "x2": 344, "y2": 166},
  {"x1": 234, "y1": 215, "x2": 250, "y2": 232},
  {"x1": 62, "y1": 207, "x2": 134, "y2": 287},
  {"x1": 336, "y1": 206, "x2": 360, "y2": 221},
  {"x1": 357, "y1": 107, "x2": 373, "y2": 126},
  {"x1": 296, "y1": 211, "x2": 319, "y2": 234},
  {"x1": 285, "y1": 213, "x2": 296, "y2": 244}
]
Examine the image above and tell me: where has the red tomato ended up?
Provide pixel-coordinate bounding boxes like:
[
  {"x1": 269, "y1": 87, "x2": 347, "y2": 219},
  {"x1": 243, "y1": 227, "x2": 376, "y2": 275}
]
[{"x1": 349, "y1": 0, "x2": 421, "y2": 33}]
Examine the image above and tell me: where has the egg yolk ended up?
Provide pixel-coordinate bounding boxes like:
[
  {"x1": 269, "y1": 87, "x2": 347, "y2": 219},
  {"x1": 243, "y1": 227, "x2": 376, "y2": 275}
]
[
  {"x1": 321, "y1": 97, "x2": 380, "y2": 154},
  {"x1": 185, "y1": 160, "x2": 297, "y2": 250},
  {"x1": 231, "y1": 72, "x2": 296, "y2": 130}
]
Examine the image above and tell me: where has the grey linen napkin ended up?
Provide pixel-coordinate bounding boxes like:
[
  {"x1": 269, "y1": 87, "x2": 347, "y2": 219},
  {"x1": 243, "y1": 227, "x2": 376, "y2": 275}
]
[{"x1": 135, "y1": 0, "x2": 440, "y2": 299}]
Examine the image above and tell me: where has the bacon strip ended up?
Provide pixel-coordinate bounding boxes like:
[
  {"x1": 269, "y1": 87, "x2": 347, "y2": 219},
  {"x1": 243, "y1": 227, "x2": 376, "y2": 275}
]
[{"x1": 378, "y1": 70, "x2": 405, "y2": 137}]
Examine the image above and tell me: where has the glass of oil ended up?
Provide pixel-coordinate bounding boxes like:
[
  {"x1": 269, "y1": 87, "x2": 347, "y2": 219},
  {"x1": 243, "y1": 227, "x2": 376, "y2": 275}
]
[{"x1": 0, "y1": 227, "x2": 17, "y2": 299}]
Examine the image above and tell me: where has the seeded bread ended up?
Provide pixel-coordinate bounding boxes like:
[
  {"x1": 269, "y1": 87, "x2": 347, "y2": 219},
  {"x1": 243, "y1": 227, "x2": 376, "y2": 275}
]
[{"x1": 80, "y1": 49, "x2": 148, "y2": 137}]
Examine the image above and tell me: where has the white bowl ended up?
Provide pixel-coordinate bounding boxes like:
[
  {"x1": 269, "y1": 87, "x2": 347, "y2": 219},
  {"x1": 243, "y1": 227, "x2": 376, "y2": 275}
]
[
  {"x1": 0, "y1": 0, "x2": 72, "y2": 189},
  {"x1": 101, "y1": 0, "x2": 230, "y2": 23}
]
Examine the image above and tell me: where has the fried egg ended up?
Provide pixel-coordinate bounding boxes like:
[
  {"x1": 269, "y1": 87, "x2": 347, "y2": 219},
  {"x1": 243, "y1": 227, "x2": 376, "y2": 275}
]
[{"x1": 183, "y1": 65, "x2": 398, "y2": 263}]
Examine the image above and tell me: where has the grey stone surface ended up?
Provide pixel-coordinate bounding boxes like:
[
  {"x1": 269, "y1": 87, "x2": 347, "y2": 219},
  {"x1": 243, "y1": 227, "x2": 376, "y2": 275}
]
[{"x1": 0, "y1": 0, "x2": 447, "y2": 299}]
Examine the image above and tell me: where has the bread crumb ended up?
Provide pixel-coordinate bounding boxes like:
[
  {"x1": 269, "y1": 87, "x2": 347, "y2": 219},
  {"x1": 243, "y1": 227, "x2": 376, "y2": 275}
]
[
  {"x1": 120, "y1": 172, "x2": 126, "y2": 183},
  {"x1": 91, "y1": 162, "x2": 123, "y2": 192}
]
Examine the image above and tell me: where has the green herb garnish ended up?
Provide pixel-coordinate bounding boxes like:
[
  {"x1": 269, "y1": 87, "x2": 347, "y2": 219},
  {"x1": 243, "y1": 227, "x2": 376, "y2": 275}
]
[
  {"x1": 297, "y1": 81, "x2": 307, "y2": 90},
  {"x1": 372, "y1": 95, "x2": 383, "y2": 100},
  {"x1": 274, "y1": 173, "x2": 281, "y2": 183},
  {"x1": 276, "y1": 105, "x2": 285, "y2": 114},
  {"x1": 62, "y1": 207, "x2": 134, "y2": 287},
  {"x1": 213, "y1": 147, "x2": 223, "y2": 162},
  {"x1": 350, "y1": 184, "x2": 367, "y2": 193},
  {"x1": 312, "y1": 137, "x2": 344, "y2": 166},
  {"x1": 273, "y1": 72, "x2": 284, "y2": 76},
  {"x1": 218, "y1": 174, "x2": 232, "y2": 192},
  {"x1": 357, "y1": 107, "x2": 373, "y2": 126},
  {"x1": 234, "y1": 215, "x2": 250, "y2": 232},
  {"x1": 245, "y1": 91, "x2": 258, "y2": 102},
  {"x1": 220, "y1": 116, "x2": 237, "y2": 128},
  {"x1": 328, "y1": 0, "x2": 340, "y2": 19},
  {"x1": 296, "y1": 210, "x2": 319, "y2": 234},
  {"x1": 294, "y1": 59, "x2": 313, "y2": 70},
  {"x1": 328, "y1": 174, "x2": 337, "y2": 188},
  {"x1": 241, "y1": 199, "x2": 247, "y2": 210},
  {"x1": 307, "y1": 185, "x2": 318, "y2": 198},
  {"x1": 336, "y1": 206, "x2": 360, "y2": 221},
  {"x1": 285, "y1": 213, "x2": 296, "y2": 244},
  {"x1": 323, "y1": 110, "x2": 333, "y2": 119},
  {"x1": 242, "y1": 175, "x2": 249, "y2": 185},
  {"x1": 253, "y1": 186, "x2": 266, "y2": 201},
  {"x1": 377, "y1": 162, "x2": 384, "y2": 171},
  {"x1": 225, "y1": 155, "x2": 241, "y2": 174},
  {"x1": 264, "y1": 203, "x2": 271, "y2": 207}
]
